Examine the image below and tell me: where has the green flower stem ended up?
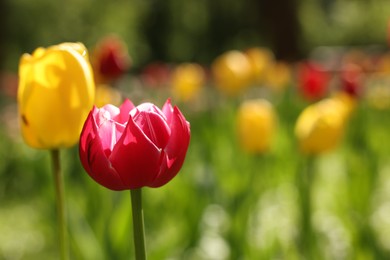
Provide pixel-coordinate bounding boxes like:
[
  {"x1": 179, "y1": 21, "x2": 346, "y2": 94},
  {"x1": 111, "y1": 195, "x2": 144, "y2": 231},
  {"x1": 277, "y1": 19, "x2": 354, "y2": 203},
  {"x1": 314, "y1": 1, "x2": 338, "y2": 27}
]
[
  {"x1": 130, "y1": 188, "x2": 146, "y2": 260},
  {"x1": 50, "y1": 149, "x2": 69, "y2": 260},
  {"x1": 298, "y1": 155, "x2": 315, "y2": 258}
]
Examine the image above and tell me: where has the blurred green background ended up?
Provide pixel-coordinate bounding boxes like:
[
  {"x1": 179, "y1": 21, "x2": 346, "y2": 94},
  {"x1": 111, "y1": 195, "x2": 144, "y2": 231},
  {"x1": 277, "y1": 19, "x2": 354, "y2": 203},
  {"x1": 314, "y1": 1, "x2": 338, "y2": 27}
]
[
  {"x1": 1, "y1": 0, "x2": 390, "y2": 259},
  {"x1": 1, "y1": 0, "x2": 390, "y2": 69}
]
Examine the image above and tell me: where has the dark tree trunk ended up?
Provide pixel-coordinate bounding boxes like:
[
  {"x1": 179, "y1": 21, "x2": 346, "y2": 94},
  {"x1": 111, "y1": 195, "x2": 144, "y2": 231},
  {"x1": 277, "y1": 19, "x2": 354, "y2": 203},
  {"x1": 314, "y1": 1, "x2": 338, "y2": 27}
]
[
  {"x1": 0, "y1": 0, "x2": 7, "y2": 70},
  {"x1": 257, "y1": 0, "x2": 303, "y2": 61}
]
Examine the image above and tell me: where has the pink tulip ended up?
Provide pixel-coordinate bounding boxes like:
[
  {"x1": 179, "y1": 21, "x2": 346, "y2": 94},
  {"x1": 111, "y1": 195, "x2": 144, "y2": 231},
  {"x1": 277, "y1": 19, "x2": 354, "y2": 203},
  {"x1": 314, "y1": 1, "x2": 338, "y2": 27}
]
[{"x1": 79, "y1": 99, "x2": 190, "y2": 190}]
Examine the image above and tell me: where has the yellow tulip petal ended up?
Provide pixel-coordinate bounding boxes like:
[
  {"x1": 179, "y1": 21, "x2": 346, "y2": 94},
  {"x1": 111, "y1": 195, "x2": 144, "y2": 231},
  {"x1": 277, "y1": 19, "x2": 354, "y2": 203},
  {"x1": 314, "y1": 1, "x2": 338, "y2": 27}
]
[{"x1": 295, "y1": 98, "x2": 348, "y2": 154}]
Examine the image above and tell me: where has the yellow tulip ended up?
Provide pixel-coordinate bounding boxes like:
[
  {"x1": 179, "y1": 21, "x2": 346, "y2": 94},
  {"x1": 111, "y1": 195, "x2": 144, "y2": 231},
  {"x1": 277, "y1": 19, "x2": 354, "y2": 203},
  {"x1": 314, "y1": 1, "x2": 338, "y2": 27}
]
[
  {"x1": 18, "y1": 42, "x2": 95, "y2": 149},
  {"x1": 212, "y1": 50, "x2": 252, "y2": 96},
  {"x1": 330, "y1": 91, "x2": 356, "y2": 119},
  {"x1": 236, "y1": 99, "x2": 277, "y2": 153},
  {"x1": 295, "y1": 97, "x2": 350, "y2": 154},
  {"x1": 171, "y1": 63, "x2": 205, "y2": 102}
]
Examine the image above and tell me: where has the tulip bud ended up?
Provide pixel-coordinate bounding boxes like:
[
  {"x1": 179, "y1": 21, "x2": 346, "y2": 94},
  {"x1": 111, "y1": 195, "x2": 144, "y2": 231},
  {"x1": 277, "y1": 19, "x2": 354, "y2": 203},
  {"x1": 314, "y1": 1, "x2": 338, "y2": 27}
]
[
  {"x1": 18, "y1": 42, "x2": 95, "y2": 149},
  {"x1": 236, "y1": 99, "x2": 277, "y2": 153},
  {"x1": 79, "y1": 99, "x2": 190, "y2": 190},
  {"x1": 295, "y1": 97, "x2": 350, "y2": 154}
]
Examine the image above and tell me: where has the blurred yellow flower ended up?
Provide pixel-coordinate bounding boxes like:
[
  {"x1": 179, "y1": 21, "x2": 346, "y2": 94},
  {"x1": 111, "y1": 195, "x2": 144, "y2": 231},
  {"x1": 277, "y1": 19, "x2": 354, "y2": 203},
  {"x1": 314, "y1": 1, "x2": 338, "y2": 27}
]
[
  {"x1": 331, "y1": 91, "x2": 356, "y2": 119},
  {"x1": 95, "y1": 84, "x2": 122, "y2": 108},
  {"x1": 245, "y1": 47, "x2": 274, "y2": 84},
  {"x1": 212, "y1": 50, "x2": 252, "y2": 96},
  {"x1": 237, "y1": 99, "x2": 277, "y2": 153},
  {"x1": 295, "y1": 97, "x2": 350, "y2": 154},
  {"x1": 18, "y1": 42, "x2": 95, "y2": 149},
  {"x1": 171, "y1": 63, "x2": 205, "y2": 102}
]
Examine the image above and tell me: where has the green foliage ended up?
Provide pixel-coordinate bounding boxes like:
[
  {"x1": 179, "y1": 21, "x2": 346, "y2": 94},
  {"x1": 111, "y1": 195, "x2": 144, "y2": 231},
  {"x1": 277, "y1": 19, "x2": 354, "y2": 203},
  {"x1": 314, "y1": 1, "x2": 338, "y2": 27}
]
[
  {"x1": 2, "y1": 88, "x2": 390, "y2": 259},
  {"x1": 3, "y1": 0, "x2": 388, "y2": 70}
]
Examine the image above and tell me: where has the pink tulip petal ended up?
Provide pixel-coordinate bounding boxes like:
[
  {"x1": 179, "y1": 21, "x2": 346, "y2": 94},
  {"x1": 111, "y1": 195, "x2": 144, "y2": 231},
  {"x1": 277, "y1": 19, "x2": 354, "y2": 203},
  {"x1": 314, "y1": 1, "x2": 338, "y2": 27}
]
[
  {"x1": 162, "y1": 98, "x2": 173, "y2": 125},
  {"x1": 116, "y1": 99, "x2": 135, "y2": 124},
  {"x1": 79, "y1": 109, "x2": 97, "y2": 174},
  {"x1": 93, "y1": 106, "x2": 126, "y2": 157},
  {"x1": 131, "y1": 102, "x2": 167, "y2": 120},
  {"x1": 109, "y1": 115, "x2": 162, "y2": 189},
  {"x1": 79, "y1": 110, "x2": 127, "y2": 190},
  {"x1": 133, "y1": 110, "x2": 171, "y2": 149},
  {"x1": 150, "y1": 106, "x2": 190, "y2": 187},
  {"x1": 96, "y1": 104, "x2": 120, "y2": 117}
]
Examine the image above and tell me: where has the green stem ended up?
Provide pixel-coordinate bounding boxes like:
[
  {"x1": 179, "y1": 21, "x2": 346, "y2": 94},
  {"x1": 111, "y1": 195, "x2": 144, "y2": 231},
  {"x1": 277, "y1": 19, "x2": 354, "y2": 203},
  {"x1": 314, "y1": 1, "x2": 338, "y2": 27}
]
[
  {"x1": 298, "y1": 155, "x2": 315, "y2": 258},
  {"x1": 50, "y1": 149, "x2": 69, "y2": 260},
  {"x1": 130, "y1": 188, "x2": 146, "y2": 260}
]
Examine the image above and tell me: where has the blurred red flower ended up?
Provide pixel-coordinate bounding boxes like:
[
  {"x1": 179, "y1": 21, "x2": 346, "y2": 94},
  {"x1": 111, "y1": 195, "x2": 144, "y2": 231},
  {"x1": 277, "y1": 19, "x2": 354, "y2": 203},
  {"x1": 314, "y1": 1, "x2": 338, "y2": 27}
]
[
  {"x1": 92, "y1": 35, "x2": 131, "y2": 84},
  {"x1": 297, "y1": 61, "x2": 330, "y2": 101}
]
